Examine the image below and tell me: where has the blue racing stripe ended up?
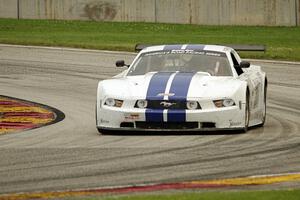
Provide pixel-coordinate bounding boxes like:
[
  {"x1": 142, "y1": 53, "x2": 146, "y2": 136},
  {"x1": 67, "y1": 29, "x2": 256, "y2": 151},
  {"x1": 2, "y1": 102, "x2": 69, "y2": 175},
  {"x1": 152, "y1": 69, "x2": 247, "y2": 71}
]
[
  {"x1": 145, "y1": 72, "x2": 173, "y2": 122},
  {"x1": 146, "y1": 72, "x2": 173, "y2": 100},
  {"x1": 163, "y1": 45, "x2": 183, "y2": 51},
  {"x1": 145, "y1": 109, "x2": 164, "y2": 122},
  {"x1": 168, "y1": 72, "x2": 196, "y2": 122},
  {"x1": 167, "y1": 109, "x2": 186, "y2": 122},
  {"x1": 186, "y1": 44, "x2": 205, "y2": 51},
  {"x1": 169, "y1": 72, "x2": 195, "y2": 101}
]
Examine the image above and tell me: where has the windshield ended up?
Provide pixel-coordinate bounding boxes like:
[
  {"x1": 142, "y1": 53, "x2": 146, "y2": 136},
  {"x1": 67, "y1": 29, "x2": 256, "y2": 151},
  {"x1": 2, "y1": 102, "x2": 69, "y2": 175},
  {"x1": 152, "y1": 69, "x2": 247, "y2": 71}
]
[{"x1": 127, "y1": 50, "x2": 232, "y2": 76}]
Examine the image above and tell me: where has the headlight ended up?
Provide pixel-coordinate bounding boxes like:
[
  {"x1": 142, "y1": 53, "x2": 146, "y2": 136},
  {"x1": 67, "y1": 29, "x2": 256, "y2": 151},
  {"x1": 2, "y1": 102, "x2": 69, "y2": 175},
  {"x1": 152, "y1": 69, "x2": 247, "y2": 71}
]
[
  {"x1": 136, "y1": 100, "x2": 148, "y2": 108},
  {"x1": 186, "y1": 101, "x2": 199, "y2": 110},
  {"x1": 213, "y1": 99, "x2": 235, "y2": 108},
  {"x1": 223, "y1": 99, "x2": 235, "y2": 107},
  {"x1": 104, "y1": 98, "x2": 123, "y2": 107}
]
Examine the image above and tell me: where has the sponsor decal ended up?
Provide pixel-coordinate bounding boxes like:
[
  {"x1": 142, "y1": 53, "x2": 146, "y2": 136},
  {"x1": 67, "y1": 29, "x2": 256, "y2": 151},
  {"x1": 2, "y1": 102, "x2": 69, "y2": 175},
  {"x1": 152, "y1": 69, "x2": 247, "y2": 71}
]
[
  {"x1": 100, "y1": 119, "x2": 109, "y2": 123},
  {"x1": 124, "y1": 113, "x2": 140, "y2": 120},
  {"x1": 144, "y1": 45, "x2": 225, "y2": 57},
  {"x1": 230, "y1": 121, "x2": 242, "y2": 126},
  {"x1": 205, "y1": 52, "x2": 222, "y2": 57},
  {"x1": 144, "y1": 50, "x2": 225, "y2": 57},
  {"x1": 171, "y1": 49, "x2": 195, "y2": 54}
]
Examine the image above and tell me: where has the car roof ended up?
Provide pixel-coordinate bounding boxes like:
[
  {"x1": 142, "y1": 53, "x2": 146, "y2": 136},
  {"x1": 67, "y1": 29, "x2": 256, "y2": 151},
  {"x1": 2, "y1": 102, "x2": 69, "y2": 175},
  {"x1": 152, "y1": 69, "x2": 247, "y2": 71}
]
[{"x1": 140, "y1": 44, "x2": 233, "y2": 54}]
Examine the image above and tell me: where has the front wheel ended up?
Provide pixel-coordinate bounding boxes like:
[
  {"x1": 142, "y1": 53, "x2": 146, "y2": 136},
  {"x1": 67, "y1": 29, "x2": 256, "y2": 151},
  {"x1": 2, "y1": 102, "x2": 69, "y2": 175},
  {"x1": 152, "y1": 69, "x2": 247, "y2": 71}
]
[
  {"x1": 257, "y1": 85, "x2": 267, "y2": 127},
  {"x1": 243, "y1": 92, "x2": 250, "y2": 133}
]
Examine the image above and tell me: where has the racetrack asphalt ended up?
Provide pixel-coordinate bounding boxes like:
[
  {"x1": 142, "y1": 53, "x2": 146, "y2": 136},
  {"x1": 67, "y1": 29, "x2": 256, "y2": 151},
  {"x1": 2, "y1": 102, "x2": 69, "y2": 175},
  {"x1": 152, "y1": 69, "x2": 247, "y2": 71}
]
[{"x1": 0, "y1": 44, "x2": 299, "y2": 194}]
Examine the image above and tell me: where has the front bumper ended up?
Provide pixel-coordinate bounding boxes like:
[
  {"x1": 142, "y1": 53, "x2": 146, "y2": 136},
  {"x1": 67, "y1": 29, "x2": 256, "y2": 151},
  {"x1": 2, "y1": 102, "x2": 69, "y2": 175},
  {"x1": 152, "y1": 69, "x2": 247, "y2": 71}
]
[
  {"x1": 97, "y1": 126, "x2": 244, "y2": 132},
  {"x1": 96, "y1": 104, "x2": 246, "y2": 131}
]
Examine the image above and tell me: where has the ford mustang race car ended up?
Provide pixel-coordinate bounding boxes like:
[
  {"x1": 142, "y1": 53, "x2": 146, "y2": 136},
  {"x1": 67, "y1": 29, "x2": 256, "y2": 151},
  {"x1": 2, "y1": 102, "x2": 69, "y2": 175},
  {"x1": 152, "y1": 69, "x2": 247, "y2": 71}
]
[{"x1": 96, "y1": 44, "x2": 267, "y2": 133}]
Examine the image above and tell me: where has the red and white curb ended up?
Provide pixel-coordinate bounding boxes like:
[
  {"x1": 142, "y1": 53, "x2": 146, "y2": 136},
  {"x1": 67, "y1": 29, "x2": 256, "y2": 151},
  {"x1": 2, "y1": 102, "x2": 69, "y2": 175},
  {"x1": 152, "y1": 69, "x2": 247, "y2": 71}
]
[
  {"x1": 0, "y1": 95, "x2": 64, "y2": 134},
  {"x1": 0, "y1": 172, "x2": 299, "y2": 200}
]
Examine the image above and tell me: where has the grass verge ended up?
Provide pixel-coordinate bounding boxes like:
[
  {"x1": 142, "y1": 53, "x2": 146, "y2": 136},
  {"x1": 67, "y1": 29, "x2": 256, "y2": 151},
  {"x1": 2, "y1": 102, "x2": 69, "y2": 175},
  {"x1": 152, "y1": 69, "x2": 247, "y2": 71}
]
[
  {"x1": 0, "y1": 19, "x2": 299, "y2": 61},
  {"x1": 80, "y1": 189, "x2": 300, "y2": 200}
]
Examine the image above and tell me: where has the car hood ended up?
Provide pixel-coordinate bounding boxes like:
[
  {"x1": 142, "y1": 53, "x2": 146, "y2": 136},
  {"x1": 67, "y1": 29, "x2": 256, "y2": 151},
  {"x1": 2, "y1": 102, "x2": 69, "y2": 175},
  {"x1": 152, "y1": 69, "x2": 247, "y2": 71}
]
[{"x1": 99, "y1": 72, "x2": 244, "y2": 100}]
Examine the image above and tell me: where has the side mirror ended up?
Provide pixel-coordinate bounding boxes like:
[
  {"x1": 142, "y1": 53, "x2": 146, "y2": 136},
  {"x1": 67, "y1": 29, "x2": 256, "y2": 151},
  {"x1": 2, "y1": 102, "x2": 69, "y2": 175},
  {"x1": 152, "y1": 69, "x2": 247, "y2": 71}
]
[
  {"x1": 240, "y1": 61, "x2": 250, "y2": 68},
  {"x1": 116, "y1": 60, "x2": 129, "y2": 68}
]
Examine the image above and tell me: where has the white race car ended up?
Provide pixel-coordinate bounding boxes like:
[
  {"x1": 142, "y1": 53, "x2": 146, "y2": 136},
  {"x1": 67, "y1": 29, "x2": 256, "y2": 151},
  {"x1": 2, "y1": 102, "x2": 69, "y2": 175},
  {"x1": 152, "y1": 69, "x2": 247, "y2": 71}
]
[{"x1": 96, "y1": 44, "x2": 267, "y2": 133}]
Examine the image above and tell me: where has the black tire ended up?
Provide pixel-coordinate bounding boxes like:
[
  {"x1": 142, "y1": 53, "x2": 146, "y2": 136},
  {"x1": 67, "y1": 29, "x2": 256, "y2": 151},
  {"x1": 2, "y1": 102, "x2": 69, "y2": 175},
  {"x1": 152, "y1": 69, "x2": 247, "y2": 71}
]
[
  {"x1": 257, "y1": 85, "x2": 267, "y2": 127},
  {"x1": 243, "y1": 91, "x2": 250, "y2": 133}
]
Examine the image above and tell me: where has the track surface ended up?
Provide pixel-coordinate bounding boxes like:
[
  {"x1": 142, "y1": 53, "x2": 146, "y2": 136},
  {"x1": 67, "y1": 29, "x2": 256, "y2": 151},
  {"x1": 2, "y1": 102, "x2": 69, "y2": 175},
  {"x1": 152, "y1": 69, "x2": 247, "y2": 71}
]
[{"x1": 0, "y1": 45, "x2": 299, "y2": 194}]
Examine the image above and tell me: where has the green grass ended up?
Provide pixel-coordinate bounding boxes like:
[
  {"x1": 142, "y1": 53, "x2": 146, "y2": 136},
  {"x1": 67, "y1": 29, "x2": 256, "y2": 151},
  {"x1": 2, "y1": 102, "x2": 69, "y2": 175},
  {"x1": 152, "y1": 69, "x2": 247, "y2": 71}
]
[
  {"x1": 77, "y1": 189, "x2": 300, "y2": 200},
  {"x1": 0, "y1": 18, "x2": 299, "y2": 61}
]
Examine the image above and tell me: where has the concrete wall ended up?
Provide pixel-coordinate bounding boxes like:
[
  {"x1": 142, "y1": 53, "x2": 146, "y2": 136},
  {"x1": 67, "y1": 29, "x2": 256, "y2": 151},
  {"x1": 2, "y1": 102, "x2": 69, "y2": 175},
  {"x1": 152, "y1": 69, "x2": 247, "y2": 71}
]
[
  {"x1": 0, "y1": 0, "x2": 299, "y2": 26},
  {"x1": 0, "y1": 0, "x2": 18, "y2": 18},
  {"x1": 297, "y1": 0, "x2": 300, "y2": 25}
]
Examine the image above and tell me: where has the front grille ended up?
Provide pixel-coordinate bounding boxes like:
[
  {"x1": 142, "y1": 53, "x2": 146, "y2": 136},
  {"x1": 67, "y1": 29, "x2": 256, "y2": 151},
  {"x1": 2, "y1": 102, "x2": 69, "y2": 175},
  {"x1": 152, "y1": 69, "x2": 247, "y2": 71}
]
[
  {"x1": 135, "y1": 100, "x2": 201, "y2": 110},
  {"x1": 136, "y1": 122, "x2": 199, "y2": 129},
  {"x1": 147, "y1": 100, "x2": 186, "y2": 109}
]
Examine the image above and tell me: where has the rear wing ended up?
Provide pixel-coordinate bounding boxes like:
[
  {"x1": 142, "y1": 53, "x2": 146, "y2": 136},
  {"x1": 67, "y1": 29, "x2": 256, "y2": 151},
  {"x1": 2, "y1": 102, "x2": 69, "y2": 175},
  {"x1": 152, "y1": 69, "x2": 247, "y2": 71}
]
[{"x1": 135, "y1": 44, "x2": 266, "y2": 52}]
